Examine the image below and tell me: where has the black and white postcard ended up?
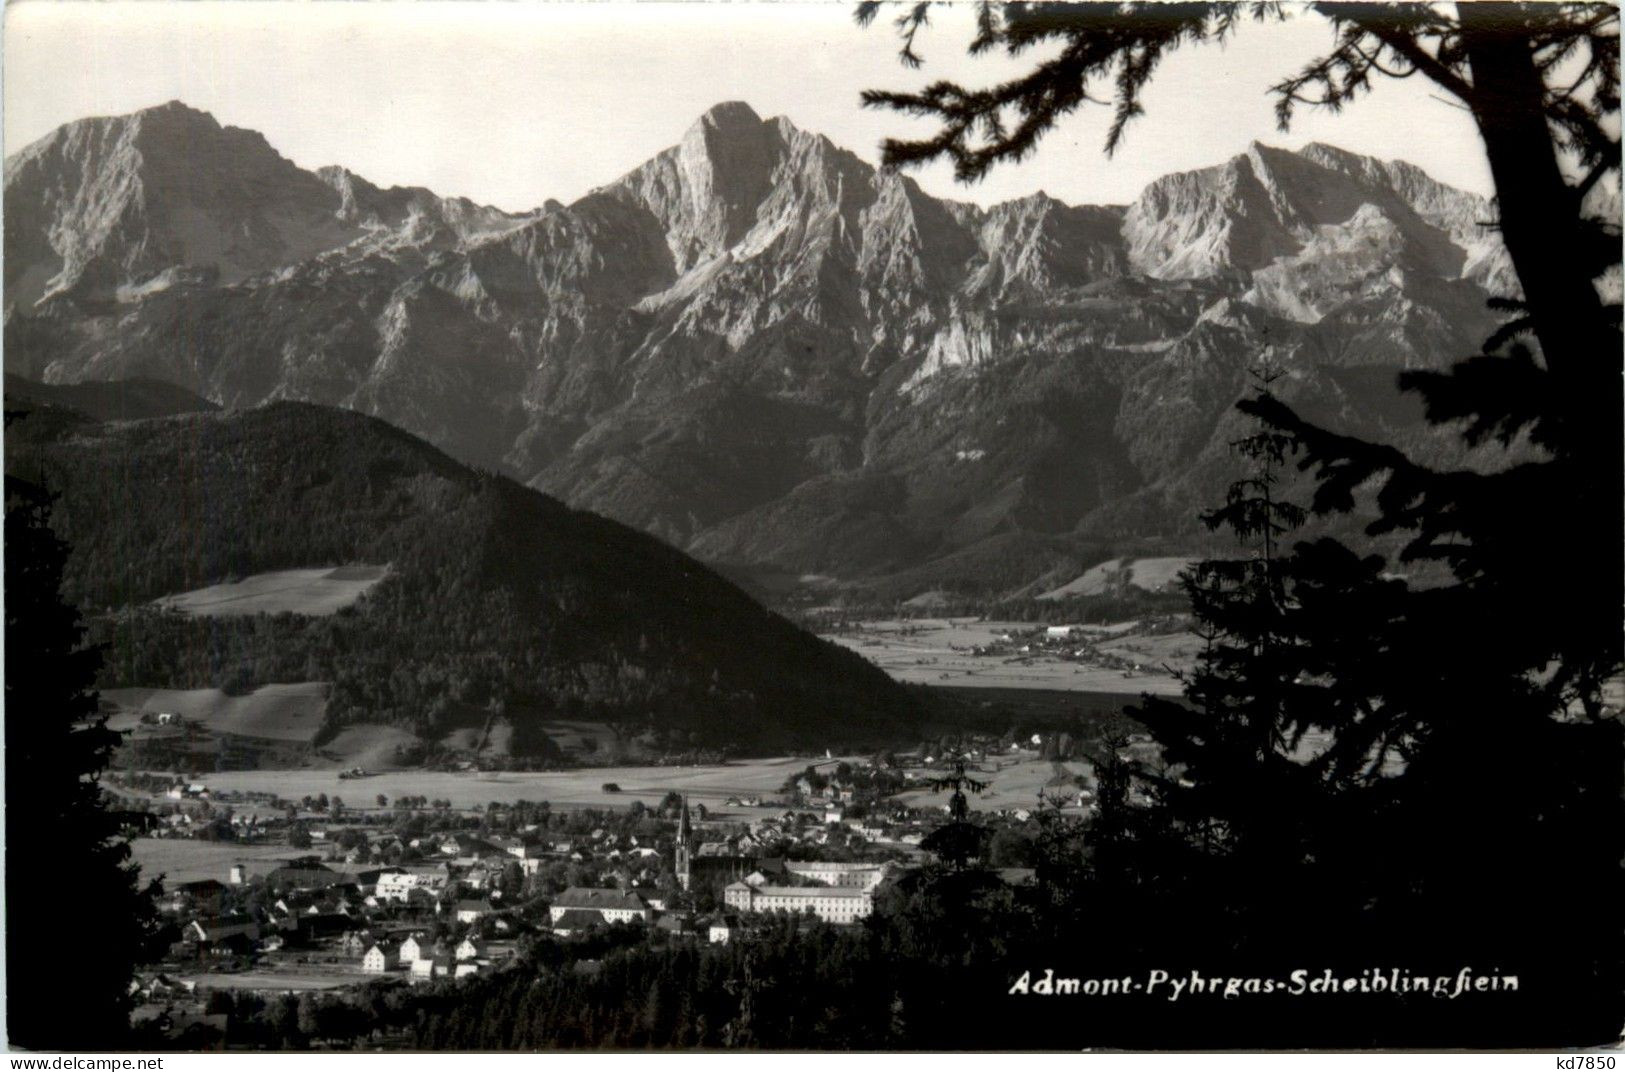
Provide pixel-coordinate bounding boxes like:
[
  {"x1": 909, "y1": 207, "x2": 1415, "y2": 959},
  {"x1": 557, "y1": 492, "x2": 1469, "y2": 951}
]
[{"x1": 3, "y1": 0, "x2": 1621, "y2": 1054}]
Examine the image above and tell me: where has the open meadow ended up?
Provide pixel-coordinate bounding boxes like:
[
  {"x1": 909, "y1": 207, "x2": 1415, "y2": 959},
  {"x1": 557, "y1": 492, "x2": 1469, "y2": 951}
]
[
  {"x1": 175, "y1": 969, "x2": 360, "y2": 993},
  {"x1": 1036, "y1": 555, "x2": 1197, "y2": 600},
  {"x1": 105, "y1": 683, "x2": 327, "y2": 742},
  {"x1": 144, "y1": 755, "x2": 868, "y2": 814},
  {"x1": 153, "y1": 564, "x2": 389, "y2": 618},
  {"x1": 128, "y1": 838, "x2": 305, "y2": 885},
  {"x1": 822, "y1": 617, "x2": 1191, "y2": 695}
]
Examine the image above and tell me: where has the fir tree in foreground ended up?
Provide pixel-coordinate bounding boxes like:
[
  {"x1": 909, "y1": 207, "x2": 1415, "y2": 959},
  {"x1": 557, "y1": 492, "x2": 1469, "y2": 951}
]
[
  {"x1": 1131, "y1": 361, "x2": 1326, "y2": 901},
  {"x1": 918, "y1": 749, "x2": 990, "y2": 870},
  {"x1": 5, "y1": 470, "x2": 164, "y2": 1049},
  {"x1": 862, "y1": 1, "x2": 1622, "y2": 1047}
]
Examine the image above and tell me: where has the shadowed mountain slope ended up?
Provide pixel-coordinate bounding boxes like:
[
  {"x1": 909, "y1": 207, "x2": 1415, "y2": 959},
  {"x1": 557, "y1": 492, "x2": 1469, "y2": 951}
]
[{"x1": 4, "y1": 399, "x2": 920, "y2": 753}]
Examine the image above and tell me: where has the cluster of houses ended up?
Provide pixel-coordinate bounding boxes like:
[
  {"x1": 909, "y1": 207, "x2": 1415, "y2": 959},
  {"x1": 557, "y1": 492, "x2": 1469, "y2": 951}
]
[
  {"x1": 154, "y1": 803, "x2": 713, "y2": 988},
  {"x1": 955, "y1": 622, "x2": 1166, "y2": 678},
  {"x1": 142, "y1": 750, "x2": 1094, "y2": 1007},
  {"x1": 159, "y1": 853, "x2": 524, "y2": 971},
  {"x1": 358, "y1": 932, "x2": 512, "y2": 980},
  {"x1": 538, "y1": 886, "x2": 756, "y2": 945}
]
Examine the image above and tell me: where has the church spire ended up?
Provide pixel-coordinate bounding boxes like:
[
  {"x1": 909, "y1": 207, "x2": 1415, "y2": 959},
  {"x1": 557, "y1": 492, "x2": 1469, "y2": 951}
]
[{"x1": 675, "y1": 794, "x2": 693, "y2": 891}]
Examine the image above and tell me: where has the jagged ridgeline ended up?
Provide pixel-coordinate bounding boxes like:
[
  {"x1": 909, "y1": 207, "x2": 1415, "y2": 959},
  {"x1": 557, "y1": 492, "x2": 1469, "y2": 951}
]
[
  {"x1": 3, "y1": 399, "x2": 921, "y2": 753},
  {"x1": 4, "y1": 99, "x2": 1526, "y2": 595}
]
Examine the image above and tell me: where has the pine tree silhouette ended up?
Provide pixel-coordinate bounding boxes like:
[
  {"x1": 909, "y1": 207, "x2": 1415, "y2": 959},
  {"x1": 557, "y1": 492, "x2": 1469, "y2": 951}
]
[
  {"x1": 919, "y1": 749, "x2": 990, "y2": 870},
  {"x1": 5, "y1": 470, "x2": 165, "y2": 1049},
  {"x1": 864, "y1": 3, "x2": 1623, "y2": 1045}
]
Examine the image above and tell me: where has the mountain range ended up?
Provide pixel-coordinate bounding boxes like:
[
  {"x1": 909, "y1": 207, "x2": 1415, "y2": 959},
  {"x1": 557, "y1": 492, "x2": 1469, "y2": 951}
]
[{"x1": 4, "y1": 100, "x2": 1516, "y2": 600}]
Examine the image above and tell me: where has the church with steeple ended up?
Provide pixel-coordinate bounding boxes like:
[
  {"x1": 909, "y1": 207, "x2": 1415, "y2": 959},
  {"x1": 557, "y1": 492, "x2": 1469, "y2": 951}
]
[{"x1": 674, "y1": 794, "x2": 768, "y2": 892}]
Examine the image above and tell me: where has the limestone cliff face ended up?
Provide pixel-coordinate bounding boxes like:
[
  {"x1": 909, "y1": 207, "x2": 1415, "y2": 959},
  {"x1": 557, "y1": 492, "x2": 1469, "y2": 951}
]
[
  {"x1": 5, "y1": 100, "x2": 1522, "y2": 591},
  {"x1": 3, "y1": 101, "x2": 532, "y2": 309}
]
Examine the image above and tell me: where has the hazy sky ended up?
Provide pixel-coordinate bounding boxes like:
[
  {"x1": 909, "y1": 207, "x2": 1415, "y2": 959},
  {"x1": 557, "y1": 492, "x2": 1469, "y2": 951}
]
[{"x1": 4, "y1": 2, "x2": 1495, "y2": 213}]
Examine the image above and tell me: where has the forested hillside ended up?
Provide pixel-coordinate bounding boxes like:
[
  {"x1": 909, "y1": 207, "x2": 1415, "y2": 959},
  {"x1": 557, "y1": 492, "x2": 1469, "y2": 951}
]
[
  {"x1": 3, "y1": 373, "x2": 217, "y2": 422},
  {"x1": 3, "y1": 400, "x2": 920, "y2": 753}
]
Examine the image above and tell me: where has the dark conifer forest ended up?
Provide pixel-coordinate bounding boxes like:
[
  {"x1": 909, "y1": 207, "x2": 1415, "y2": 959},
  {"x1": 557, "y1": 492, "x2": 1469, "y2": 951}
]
[{"x1": 3, "y1": 399, "x2": 921, "y2": 752}]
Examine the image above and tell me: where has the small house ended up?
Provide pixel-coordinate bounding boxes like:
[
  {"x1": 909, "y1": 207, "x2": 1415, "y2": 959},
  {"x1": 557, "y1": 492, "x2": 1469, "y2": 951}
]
[{"x1": 362, "y1": 944, "x2": 397, "y2": 974}]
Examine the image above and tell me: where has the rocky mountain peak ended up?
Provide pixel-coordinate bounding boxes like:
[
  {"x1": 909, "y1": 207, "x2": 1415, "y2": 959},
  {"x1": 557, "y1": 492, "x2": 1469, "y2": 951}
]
[
  {"x1": 605, "y1": 100, "x2": 788, "y2": 272},
  {"x1": 144, "y1": 98, "x2": 212, "y2": 117},
  {"x1": 131, "y1": 99, "x2": 224, "y2": 132},
  {"x1": 3, "y1": 101, "x2": 539, "y2": 308},
  {"x1": 3, "y1": 99, "x2": 350, "y2": 304},
  {"x1": 5, "y1": 102, "x2": 1517, "y2": 591},
  {"x1": 1119, "y1": 138, "x2": 1510, "y2": 295},
  {"x1": 692, "y1": 99, "x2": 766, "y2": 135}
]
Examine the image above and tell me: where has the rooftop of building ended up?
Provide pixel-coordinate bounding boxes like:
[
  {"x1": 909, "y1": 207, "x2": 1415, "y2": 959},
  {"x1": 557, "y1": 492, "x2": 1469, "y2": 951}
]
[
  {"x1": 553, "y1": 887, "x2": 649, "y2": 911},
  {"x1": 733, "y1": 884, "x2": 870, "y2": 899}
]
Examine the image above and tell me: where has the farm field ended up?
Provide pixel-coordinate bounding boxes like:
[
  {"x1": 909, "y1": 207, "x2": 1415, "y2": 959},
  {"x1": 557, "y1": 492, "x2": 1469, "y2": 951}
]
[
  {"x1": 1095, "y1": 631, "x2": 1202, "y2": 674},
  {"x1": 161, "y1": 756, "x2": 868, "y2": 813},
  {"x1": 104, "y1": 683, "x2": 327, "y2": 742},
  {"x1": 175, "y1": 969, "x2": 361, "y2": 992},
  {"x1": 129, "y1": 838, "x2": 303, "y2": 885},
  {"x1": 823, "y1": 618, "x2": 1187, "y2": 695},
  {"x1": 320, "y1": 723, "x2": 420, "y2": 770},
  {"x1": 894, "y1": 754, "x2": 1095, "y2": 813},
  {"x1": 153, "y1": 564, "x2": 389, "y2": 618},
  {"x1": 1037, "y1": 556, "x2": 1196, "y2": 600}
]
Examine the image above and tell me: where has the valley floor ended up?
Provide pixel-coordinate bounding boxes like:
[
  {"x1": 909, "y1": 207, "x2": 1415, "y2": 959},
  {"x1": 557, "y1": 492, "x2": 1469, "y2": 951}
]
[
  {"x1": 821, "y1": 617, "x2": 1195, "y2": 695},
  {"x1": 130, "y1": 756, "x2": 868, "y2": 816}
]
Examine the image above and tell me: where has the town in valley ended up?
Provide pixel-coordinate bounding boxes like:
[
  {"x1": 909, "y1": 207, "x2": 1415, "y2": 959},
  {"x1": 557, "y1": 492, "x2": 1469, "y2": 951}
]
[{"x1": 116, "y1": 721, "x2": 1119, "y2": 1045}]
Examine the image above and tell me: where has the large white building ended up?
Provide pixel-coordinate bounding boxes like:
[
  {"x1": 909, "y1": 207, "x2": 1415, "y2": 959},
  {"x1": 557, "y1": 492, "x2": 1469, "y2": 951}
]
[
  {"x1": 375, "y1": 868, "x2": 449, "y2": 903},
  {"x1": 782, "y1": 861, "x2": 889, "y2": 889},
  {"x1": 723, "y1": 881, "x2": 873, "y2": 924}
]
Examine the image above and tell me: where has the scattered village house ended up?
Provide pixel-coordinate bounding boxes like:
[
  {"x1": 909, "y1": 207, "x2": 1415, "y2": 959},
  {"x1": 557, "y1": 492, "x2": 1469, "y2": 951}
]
[
  {"x1": 398, "y1": 935, "x2": 426, "y2": 964},
  {"x1": 184, "y1": 917, "x2": 261, "y2": 955},
  {"x1": 362, "y1": 943, "x2": 398, "y2": 974},
  {"x1": 411, "y1": 955, "x2": 453, "y2": 981}
]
